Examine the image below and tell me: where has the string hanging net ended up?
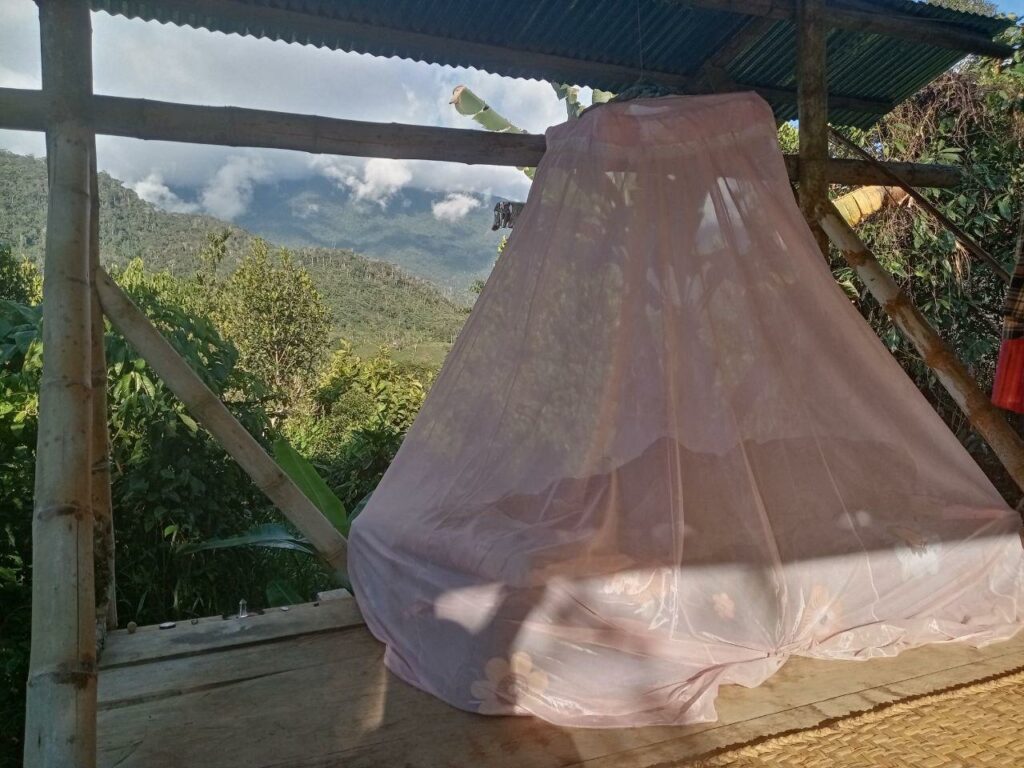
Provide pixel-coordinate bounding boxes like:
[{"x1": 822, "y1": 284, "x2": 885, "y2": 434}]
[{"x1": 349, "y1": 93, "x2": 1024, "y2": 727}]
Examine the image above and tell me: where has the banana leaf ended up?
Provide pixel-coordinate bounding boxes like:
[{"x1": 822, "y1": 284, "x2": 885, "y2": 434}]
[
  {"x1": 179, "y1": 523, "x2": 317, "y2": 556},
  {"x1": 272, "y1": 437, "x2": 349, "y2": 536}
]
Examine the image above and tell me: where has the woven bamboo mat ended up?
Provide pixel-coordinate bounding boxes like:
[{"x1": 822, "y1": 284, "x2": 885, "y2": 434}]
[{"x1": 685, "y1": 665, "x2": 1024, "y2": 767}]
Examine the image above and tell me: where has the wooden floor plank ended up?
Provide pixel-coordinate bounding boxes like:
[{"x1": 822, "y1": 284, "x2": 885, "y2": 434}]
[
  {"x1": 100, "y1": 597, "x2": 362, "y2": 668},
  {"x1": 97, "y1": 609, "x2": 1024, "y2": 768}
]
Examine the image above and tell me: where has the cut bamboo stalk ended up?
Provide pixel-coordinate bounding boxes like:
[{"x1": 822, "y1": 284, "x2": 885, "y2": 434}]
[
  {"x1": 93, "y1": 268, "x2": 349, "y2": 576},
  {"x1": 0, "y1": 88, "x2": 962, "y2": 188},
  {"x1": 819, "y1": 202, "x2": 1024, "y2": 492},
  {"x1": 833, "y1": 186, "x2": 908, "y2": 228},
  {"x1": 828, "y1": 127, "x2": 1011, "y2": 285},
  {"x1": 24, "y1": 2, "x2": 97, "y2": 767},
  {"x1": 89, "y1": 146, "x2": 117, "y2": 632},
  {"x1": 797, "y1": 0, "x2": 830, "y2": 257}
]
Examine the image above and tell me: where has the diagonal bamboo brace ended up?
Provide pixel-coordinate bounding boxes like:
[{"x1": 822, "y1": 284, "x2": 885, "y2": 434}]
[
  {"x1": 94, "y1": 267, "x2": 349, "y2": 577},
  {"x1": 819, "y1": 202, "x2": 1024, "y2": 493}
]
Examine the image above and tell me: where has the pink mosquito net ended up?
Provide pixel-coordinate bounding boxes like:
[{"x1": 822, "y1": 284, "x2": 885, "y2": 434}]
[{"x1": 349, "y1": 92, "x2": 1024, "y2": 727}]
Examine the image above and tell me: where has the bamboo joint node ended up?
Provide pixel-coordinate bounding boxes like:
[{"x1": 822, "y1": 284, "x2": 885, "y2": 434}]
[
  {"x1": 35, "y1": 502, "x2": 92, "y2": 522},
  {"x1": 27, "y1": 661, "x2": 97, "y2": 691}
]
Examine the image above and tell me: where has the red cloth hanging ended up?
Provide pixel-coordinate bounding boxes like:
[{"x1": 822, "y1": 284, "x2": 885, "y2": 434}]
[{"x1": 992, "y1": 224, "x2": 1024, "y2": 413}]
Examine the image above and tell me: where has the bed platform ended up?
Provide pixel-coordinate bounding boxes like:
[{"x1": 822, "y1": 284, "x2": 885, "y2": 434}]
[{"x1": 97, "y1": 598, "x2": 1024, "y2": 768}]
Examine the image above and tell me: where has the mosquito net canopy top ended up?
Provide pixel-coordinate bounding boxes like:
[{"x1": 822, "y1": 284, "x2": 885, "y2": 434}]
[{"x1": 349, "y1": 92, "x2": 1024, "y2": 727}]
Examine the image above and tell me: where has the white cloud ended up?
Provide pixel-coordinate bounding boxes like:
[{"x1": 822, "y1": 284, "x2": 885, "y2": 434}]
[
  {"x1": 0, "y1": 2, "x2": 573, "y2": 201},
  {"x1": 200, "y1": 155, "x2": 270, "y2": 219},
  {"x1": 432, "y1": 192, "x2": 481, "y2": 222},
  {"x1": 314, "y1": 157, "x2": 412, "y2": 206},
  {"x1": 131, "y1": 173, "x2": 200, "y2": 213}
]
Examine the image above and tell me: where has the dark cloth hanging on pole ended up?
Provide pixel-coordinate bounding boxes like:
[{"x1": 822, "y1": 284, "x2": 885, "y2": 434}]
[
  {"x1": 992, "y1": 212, "x2": 1024, "y2": 413},
  {"x1": 491, "y1": 201, "x2": 524, "y2": 230}
]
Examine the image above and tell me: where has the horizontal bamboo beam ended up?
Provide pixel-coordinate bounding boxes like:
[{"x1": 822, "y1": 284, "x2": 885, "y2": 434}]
[
  {"x1": 0, "y1": 88, "x2": 962, "y2": 188},
  {"x1": 93, "y1": 268, "x2": 349, "y2": 577},
  {"x1": 819, "y1": 201, "x2": 1024, "y2": 492},
  {"x1": 782, "y1": 156, "x2": 959, "y2": 188}
]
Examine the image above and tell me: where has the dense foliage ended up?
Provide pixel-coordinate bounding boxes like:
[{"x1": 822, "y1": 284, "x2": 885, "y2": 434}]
[
  {"x1": 835, "y1": 26, "x2": 1024, "y2": 492},
  {"x1": 0, "y1": 241, "x2": 435, "y2": 763}
]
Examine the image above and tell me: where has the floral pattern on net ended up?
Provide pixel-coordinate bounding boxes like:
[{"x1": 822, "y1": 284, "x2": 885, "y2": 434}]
[
  {"x1": 795, "y1": 584, "x2": 844, "y2": 641},
  {"x1": 470, "y1": 652, "x2": 550, "y2": 715},
  {"x1": 712, "y1": 592, "x2": 736, "y2": 620}
]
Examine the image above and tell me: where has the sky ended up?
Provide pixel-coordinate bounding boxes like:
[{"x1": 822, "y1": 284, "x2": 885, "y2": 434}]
[
  {"x1": 0, "y1": 0, "x2": 572, "y2": 220},
  {"x1": 0, "y1": 0, "x2": 1021, "y2": 221}
]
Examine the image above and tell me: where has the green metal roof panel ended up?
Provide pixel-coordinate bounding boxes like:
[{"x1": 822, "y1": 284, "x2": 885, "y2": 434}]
[{"x1": 90, "y1": 0, "x2": 1013, "y2": 128}]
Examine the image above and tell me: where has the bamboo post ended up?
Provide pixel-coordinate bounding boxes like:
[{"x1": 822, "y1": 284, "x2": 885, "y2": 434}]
[
  {"x1": 819, "y1": 201, "x2": 1024, "y2": 491},
  {"x1": 89, "y1": 146, "x2": 117, "y2": 632},
  {"x1": 24, "y1": 2, "x2": 97, "y2": 767},
  {"x1": 797, "y1": 0, "x2": 830, "y2": 257},
  {"x1": 93, "y1": 268, "x2": 349, "y2": 576},
  {"x1": 828, "y1": 127, "x2": 1011, "y2": 284}
]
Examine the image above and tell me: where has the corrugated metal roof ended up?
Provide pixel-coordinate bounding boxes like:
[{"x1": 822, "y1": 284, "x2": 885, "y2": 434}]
[{"x1": 90, "y1": 0, "x2": 1012, "y2": 128}]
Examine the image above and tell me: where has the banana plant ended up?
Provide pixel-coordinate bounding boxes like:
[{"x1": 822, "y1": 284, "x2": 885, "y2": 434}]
[
  {"x1": 450, "y1": 85, "x2": 534, "y2": 179},
  {"x1": 180, "y1": 438, "x2": 372, "y2": 594},
  {"x1": 450, "y1": 83, "x2": 616, "y2": 179}
]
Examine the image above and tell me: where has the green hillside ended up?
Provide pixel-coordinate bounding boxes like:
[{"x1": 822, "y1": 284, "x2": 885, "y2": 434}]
[
  {"x1": 232, "y1": 177, "x2": 505, "y2": 295},
  {"x1": 0, "y1": 150, "x2": 470, "y2": 354}
]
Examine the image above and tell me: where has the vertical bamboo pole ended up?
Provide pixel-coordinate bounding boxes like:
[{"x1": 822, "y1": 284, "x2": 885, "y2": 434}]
[
  {"x1": 797, "y1": 0, "x2": 830, "y2": 256},
  {"x1": 819, "y1": 202, "x2": 1024, "y2": 491},
  {"x1": 24, "y1": 3, "x2": 97, "y2": 767},
  {"x1": 90, "y1": 146, "x2": 118, "y2": 631}
]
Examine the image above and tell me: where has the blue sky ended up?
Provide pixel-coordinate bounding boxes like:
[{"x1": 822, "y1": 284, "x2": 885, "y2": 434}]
[
  {"x1": 1000, "y1": 0, "x2": 1023, "y2": 16},
  {"x1": 0, "y1": 0, "x2": 1020, "y2": 220}
]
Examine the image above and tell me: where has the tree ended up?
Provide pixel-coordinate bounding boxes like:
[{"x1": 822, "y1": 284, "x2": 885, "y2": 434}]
[
  {"x1": 0, "y1": 259, "x2": 335, "y2": 764},
  {"x1": 0, "y1": 244, "x2": 41, "y2": 304},
  {"x1": 212, "y1": 239, "x2": 332, "y2": 406}
]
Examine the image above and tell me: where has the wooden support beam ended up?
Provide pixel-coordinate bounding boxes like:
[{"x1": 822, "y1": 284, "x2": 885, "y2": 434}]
[
  {"x1": 0, "y1": 88, "x2": 961, "y2": 188},
  {"x1": 89, "y1": 146, "x2": 118, "y2": 633},
  {"x1": 819, "y1": 202, "x2": 1024, "y2": 492},
  {"x1": 827, "y1": 0, "x2": 1012, "y2": 60},
  {"x1": 93, "y1": 269, "x2": 349, "y2": 578},
  {"x1": 693, "y1": 16, "x2": 780, "y2": 91},
  {"x1": 828, "y1": 128, "x2": 1011, "y2": 284},
  {"x1": 25, "y1": 2, "x2": 97, "y2": 767},
  {"x1": 783, "y1": 157, "x2": 959, "y2": 189},
  {"x1": 797, "y1": 0, "x2": 830, "y2": 256},
  {"x1": 674, "y1": 0, "x2": 1012, "y2": 59}
]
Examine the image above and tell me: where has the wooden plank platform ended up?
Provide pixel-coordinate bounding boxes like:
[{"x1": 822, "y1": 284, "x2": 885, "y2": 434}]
[{"x1": 98, "y1": 600, "x2": 1024, "y2": 768}]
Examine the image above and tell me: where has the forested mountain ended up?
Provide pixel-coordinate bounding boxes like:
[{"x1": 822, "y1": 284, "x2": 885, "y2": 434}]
[
  {"x1": 228, "y1": 176, "x2": 505, "y2": 293},
  {"x1": 0, "y1": 150, "x2": 471, "y2": 351}
]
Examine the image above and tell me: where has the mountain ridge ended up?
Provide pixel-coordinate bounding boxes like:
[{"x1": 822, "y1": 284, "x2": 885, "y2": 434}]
[{"x1": 0, "y1": 150, "x2": 472, "y2": 355}]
